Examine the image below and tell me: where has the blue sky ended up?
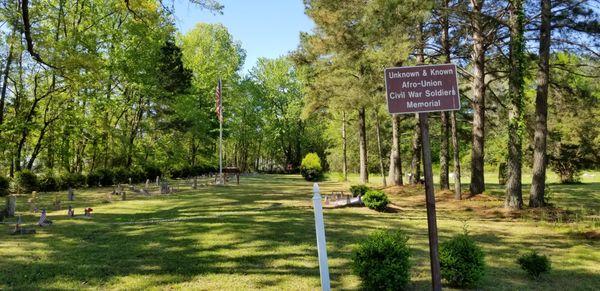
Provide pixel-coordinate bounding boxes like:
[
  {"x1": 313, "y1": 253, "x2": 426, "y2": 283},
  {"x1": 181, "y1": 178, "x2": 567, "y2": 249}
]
[{"x1": 173, "y1": 0, "x2": 314, "y2": 74}]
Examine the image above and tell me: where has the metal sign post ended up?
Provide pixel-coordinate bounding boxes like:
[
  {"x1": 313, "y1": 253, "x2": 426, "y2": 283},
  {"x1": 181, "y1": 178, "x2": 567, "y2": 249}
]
[{"x1": 385, "y1": 63, "x2": 461, "y2": 291}]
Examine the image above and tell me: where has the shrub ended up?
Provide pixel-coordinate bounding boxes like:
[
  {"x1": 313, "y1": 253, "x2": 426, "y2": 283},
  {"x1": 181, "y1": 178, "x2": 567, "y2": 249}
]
[
  {"x1": 95, "y1": 168, "x2": 115, "y2": 186},
  {"x1": 39, "y1": 174, "x2": 59, "y2": 192},
  {"x1": 143, "y1": 164, "x2": 162, "y2": 180},
  {"x1": 349, "y1": 184, "x2": 370, "y2": 197},
  {"x1": 300, "y1": 153, "x2": 323, "y2": 181},
  {"x1": 60, "y1": 172, "x2": 86, "y2": 189},
  {"x1": 517, "y1": 251, "x2": 551, "y2": 278},
  {"x1": 498, "y1": 162, "x2": 507, "y2": 185},
  {"x1": 0, "y1": 176, "x2": 10, "y2": 197},
  {"x1": 112, "y1": 167, "x2": 130, "y2": 184},
  {"x1": 363, "y1": 190, "x2": 390, "y2": 212},
  {"x1": 352, "y1": 230, "x2": 411, "y2": 290},
  {"x1": 439, "y1": 234, "x2": 485, "y2": 287},
  {"x1": 86, "y1": 172, "x2": 101, "y2": 187},
  {"x1": 14, "y1": 170, "x2": 39, "y2": 193}
]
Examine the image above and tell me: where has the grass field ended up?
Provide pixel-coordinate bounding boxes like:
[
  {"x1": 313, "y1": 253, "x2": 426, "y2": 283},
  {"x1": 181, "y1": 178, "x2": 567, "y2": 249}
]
[{"x1": 1, "y1": 173, "x2": 598, "y2": 290}]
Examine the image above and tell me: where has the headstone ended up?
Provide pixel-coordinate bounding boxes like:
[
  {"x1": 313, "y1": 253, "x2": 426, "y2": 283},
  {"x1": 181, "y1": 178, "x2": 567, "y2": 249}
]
[
  {"x1": 128, "y1": 177, "x2": 132, "y2": 185},
  {"x1": 53, "y1": 196, "x2": 61, "y2": 211},
  {"x1": 122, "y1": 191, "x2": 127, "y2": 201},
  {"x1": 6, "y1": 195, "x2": 16, "y2": 217},
  {"x1": 28, "y1": 191, "x2": 38, "y2": 212},
  {"x1": 117, "y1": 184, "x2": 123, "y2": 195},
  {"x1": 145, "y1": 179, "x2": 150, "y2": 190},
  {"x1": 67, "y1": 187, "x2": 74, "y2": 201},
  {"x1": 156, "y1": 176, "x2": 160, "y2": 186},
  {"x1": 160, "y1": 182, "x2": 169, "y2": 194},
  {"x1": 67, "y1": 205, "x2": 75, "y2": 217}
]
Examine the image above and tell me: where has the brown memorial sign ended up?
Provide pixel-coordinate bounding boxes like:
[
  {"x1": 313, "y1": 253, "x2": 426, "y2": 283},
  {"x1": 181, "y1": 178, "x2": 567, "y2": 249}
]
[{"x1": 385, "y1": 63, "x2": 460, "y2": 114}]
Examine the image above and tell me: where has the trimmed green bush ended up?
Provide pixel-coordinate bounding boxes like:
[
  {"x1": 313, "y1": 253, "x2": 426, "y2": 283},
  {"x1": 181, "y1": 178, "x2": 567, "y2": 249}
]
[
  {"x1": 86, "y1": 172, "x2": 101, "y2": 187},
  {"x1": 0, "y1": 176, "x2": 10, "y2": 197},
  {"x1": 300, "y1": 153, "x2": 323, "y2": 181},
  {"x1": 349, "y1": 184, "x2": 369, "y2": 197},
  {"x1": 14, "y1": 170, "x2": 39, "y2": 193},
  {"x1": 113, "y1": 167, "x2": 129, "y2": 184},
  {"x1": 39, "y1": 174, "x2": 59, "y2": 192},
  {"x1": 95, "y1": 168, "x2": 115, "y2": 186},
  {"x1": 143, "y1": 164, "x2": 162, "y2": 180},
  {"x1": 439, "y1": 234, "x2": 485, "y2": 287},
  {"x1": 60, "y1": 172, "x2": 86, "y2": 189},
  {"x1": 352, "y1": 230, "x2": 411, "y2": 290},
  {"x1": 363, "y1": 190, "x2": 390, "y2": 212},
  {"x1": 517, "y1": 251, "x2": 551, "y2": 278}
]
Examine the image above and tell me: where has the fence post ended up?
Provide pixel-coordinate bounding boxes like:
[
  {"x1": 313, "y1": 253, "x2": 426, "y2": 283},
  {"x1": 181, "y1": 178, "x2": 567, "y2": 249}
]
[{"x1": 312, "y1": 183, "x2": 331, "y2": 291}]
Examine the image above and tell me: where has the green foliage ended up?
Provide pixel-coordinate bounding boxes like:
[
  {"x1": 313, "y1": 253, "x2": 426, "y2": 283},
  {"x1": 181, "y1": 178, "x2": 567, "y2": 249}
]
[
  {"x1": 39, "y1": 174, "x2": 59, "y2": 192},
  {"x1": 439, "y1": 234, "x2": 486, "y2": 287},
  {"x1": 113, "y1": 167, "x2": 130, "y2": 184},
  {"x1": 362, "y1": 190, "x2": 390, "y2": 212},
  {"x1": 549, "y1": 144, "x2": 582, "y2": 184},
  {"x1": 349, "y1": 184, "x2": 370, "y2": 197},
  {"x1": 517, "y1": 251, "x2": 551, "y2": 278},
  {"x1": 498, "y1": 162, "x2": 508, "y2": 185},
  {"x1": 352, "y1": 230, "x2": 411, "y2": 290},
  {"x1": 60, "y1": 173, "x2": 86, "y2": 189},
  {"x1": 300, "y1": 153, "x2": 323, "y2": 181},
  {"x1": 0, "y1": 176, "x2": 10, "y2": 197},
  {"x1": 143, "y1": 165, "x2": 162, "y2": 180},
  {"x1": 95, "y1": 169, "x2": 115, "y2": 186},
  {"x1": 86, "y1": 172, "x2": 101, "y2": 188},
  {"x1": 14, "y1": 170, "x2": 39, "y2": 193}
]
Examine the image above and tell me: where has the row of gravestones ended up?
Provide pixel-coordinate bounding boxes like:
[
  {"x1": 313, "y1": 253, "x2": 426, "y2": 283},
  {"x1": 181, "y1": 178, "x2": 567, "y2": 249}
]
[{"x1": 1, "y1": 174, "x2": 220, "y2": 219}]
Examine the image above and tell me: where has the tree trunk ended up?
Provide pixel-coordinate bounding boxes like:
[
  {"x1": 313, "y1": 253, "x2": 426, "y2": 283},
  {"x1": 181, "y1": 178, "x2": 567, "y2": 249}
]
[
  {"x1": 410, "y1": 114, "x2": 422, "y2": 184},
  {"x1": 450, "y1": 112, "x2": 462, "y2": 199},
  {"x1": 441, "y1": 0, "x2": 461, "y2": 198},
  {"x1": 358, "y1": 107, "x2": 368, "y2": 184},
  {"x1": 529, "y1": 0, "x2": 551, "y2": 208},
  {"x1": 388, "y1": 114, "x2": 403, "y2": 185},
  {"x1": 0, "y1": 36, "x2": 14, "y2": 127},
  {"x1": 505, "y1": 0, "x2": 525, "y2": 209},
  {"x1": 374, "y1": 110, "x2": 386, "y2": 187},
  {"x1": 342, "y1": 111, "x2": 348, "y2": 181},
  {"x1": 469, "y1": 0, "x2": 486, "y2": 195},
  {"x1": 440, "y1": 112, "x2": 450, "y2": 189}
]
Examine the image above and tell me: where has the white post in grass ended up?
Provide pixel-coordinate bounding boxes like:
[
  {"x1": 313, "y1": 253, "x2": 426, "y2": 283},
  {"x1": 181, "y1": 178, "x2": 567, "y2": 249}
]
[{"x1": 312, "y1": 183, "x2": 331, "y2": 291}]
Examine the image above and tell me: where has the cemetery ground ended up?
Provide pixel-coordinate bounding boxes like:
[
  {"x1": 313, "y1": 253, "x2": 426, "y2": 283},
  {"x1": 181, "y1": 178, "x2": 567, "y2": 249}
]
[{"x1": 1, "y1": 173, "x2": 598, "y2": 290}]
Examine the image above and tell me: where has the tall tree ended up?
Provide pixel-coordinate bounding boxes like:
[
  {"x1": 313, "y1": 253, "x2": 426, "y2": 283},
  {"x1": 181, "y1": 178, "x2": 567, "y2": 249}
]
[
  {"x1": 529, "y1": 0, "x2": 551, "y2": 207},
  {"x1": 505, "y1": 0, "x2": 526, "y2": 209},
  {"x1": 469, "y1": 0, "x2": 487, "y2": 195}
]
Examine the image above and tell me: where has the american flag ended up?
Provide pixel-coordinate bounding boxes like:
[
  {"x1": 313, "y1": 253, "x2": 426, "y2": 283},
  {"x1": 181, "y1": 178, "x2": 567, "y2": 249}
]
[{"x1": 215, "y1": 79, "x2": 222, "y2": 122}]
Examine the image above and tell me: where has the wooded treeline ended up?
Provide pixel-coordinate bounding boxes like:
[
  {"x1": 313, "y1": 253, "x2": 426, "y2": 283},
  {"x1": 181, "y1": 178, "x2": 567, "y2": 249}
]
[
  {"x1": 0, "y1": 0, "x2": 598, "y2": 209},
  {"x1": 293, "y1": 0, "x2": 599, "y2": 209}
]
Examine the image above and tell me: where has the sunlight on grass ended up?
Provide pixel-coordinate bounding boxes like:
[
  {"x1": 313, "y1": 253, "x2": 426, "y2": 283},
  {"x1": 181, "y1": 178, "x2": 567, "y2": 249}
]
[{"x1": 1, "y1": 174, "x2": 598, "y2": 290}]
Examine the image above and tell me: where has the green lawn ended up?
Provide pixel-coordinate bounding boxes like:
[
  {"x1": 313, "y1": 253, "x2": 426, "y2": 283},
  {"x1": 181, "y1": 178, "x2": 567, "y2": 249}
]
[{"x1": 1, "y1": 174, "x2": 598, "y2": 290}]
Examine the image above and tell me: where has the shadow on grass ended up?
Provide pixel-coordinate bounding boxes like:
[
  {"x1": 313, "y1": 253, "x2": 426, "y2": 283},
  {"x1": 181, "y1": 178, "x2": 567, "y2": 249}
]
[{"x1": 1, "y1": 175, "x2": 598, "y2": 290}]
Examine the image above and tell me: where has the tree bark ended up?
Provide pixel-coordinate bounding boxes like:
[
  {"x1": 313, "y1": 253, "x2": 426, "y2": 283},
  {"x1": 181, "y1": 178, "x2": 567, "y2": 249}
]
[
  {"x1": 374, "y1": 110, "x2": 386, "y2": 187},
  {"x1": 451, "y1": 112, "x2": 462, "y2": 199},
  {"x1": 469, "y1": 0, "x2": 486, "y2": 195},
  {"x1": 529, "y1": 0, "x2": 551, "y2": 208},
  {"x1": 388, "y1": 114, "x2": 403, "y2": 185},
  {"x1": 358, "y1": 106, "x2": 368, "y2": 184},
  {"x1": 505, "y1": 0, "x2": 525, "y2": 209},
  {"x1": 342, "y1": 111, "x2": 348, "y2": 181},
  {"x1": 441, "y1": 0, "x2": 461, "y2": 198},
  {"x1": 410, "y1": 114, "x2": 422, "y2": 184},
  {"x1": 0, "y1": 36, "x2": 14, "y2": 127},
  {"x1": 440, "y1": 112, "x2": 450, "y2": 189}
]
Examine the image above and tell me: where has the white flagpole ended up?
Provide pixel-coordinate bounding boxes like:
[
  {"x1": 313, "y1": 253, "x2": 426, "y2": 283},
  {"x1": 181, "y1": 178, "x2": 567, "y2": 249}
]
[{"x1": 219, "y1": 79, "x2": 223, "y2": 183}]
